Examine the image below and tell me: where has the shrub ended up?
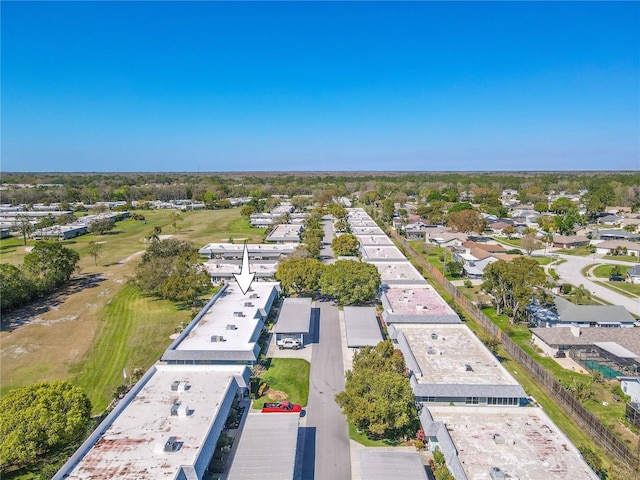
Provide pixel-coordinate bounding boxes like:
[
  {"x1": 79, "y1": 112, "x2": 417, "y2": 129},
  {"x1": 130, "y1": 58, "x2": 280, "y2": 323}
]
[{"x1": 560, "y1": 284, "x2": 572, "y2": 294}]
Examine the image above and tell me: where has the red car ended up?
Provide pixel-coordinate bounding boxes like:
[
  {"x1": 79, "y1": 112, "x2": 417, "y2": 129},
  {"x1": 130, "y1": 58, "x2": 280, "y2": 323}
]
[{"x1": 261, "y1": 401, "x2": 302, "y2": 413}]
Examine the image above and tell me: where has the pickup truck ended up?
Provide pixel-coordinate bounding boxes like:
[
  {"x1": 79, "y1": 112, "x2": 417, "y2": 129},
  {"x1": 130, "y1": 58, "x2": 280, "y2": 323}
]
[
  {"x1": 277, "y1": 338, "x2": 302, "y2": 350},
  {"x1": 261, "y1": 401, "x2": 302, "y2": 413}
]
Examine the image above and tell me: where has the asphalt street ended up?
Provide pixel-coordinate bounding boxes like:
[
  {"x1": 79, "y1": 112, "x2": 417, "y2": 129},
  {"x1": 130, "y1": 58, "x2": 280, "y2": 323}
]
[
  {"x1": 301, "y1": 216, "x2": 352, "y2": 479},
  {"x1": 553, "y1": 254, "x2": 640, "y2": 317}
]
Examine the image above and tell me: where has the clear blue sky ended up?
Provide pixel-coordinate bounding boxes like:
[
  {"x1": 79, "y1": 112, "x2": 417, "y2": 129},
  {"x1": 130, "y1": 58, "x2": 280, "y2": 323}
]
[{"x1": 2, "y1": 1, "x2": 639, "y2": 172}]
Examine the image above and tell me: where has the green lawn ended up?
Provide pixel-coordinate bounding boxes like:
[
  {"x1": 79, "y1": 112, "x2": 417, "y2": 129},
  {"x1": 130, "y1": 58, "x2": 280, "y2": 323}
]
[
  {"x1": 69, "y1": 283, "x2": 193, "y2": 413},
  {"x1": 252, "y1": 358, "x2": 310, "y2": 409},
  {"x1": 348, "y1": 423, "x2": 401, "y2": 447},
  {"x1": 595, "y1": 281, "x2": 640, "y2": 298},
  {"x1": 555, "y1": 246, "x2": 595, "y2": 256},
  {"x1": 532, "y1": 256, "x2": 552, "y2": 266},
  {"x1": 603, "y1": 254, "x2": 640, "y2": 263},
  {"x1": 591, "y1": 264, "x2": 630, "y2": 278},
  {"x1": 494, "y1": 237, "x2": 522, "y2": 247}
]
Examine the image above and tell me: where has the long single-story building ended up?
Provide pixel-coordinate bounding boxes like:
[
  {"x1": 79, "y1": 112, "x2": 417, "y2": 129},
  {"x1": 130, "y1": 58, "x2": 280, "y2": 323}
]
[
  {"x1": 343, "y1": 306, "x2": 384, "y2": 349},
  {"x1": 53, "y1": 364, "x2": 250, "y2": 480},
  {"x1": 162, "y1": 282, "x2": 280, "y2": 365}
]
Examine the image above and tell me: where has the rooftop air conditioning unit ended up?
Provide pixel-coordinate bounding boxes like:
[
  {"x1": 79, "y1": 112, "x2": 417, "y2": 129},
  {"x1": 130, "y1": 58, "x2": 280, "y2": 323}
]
[
  {"x1": 170, "y1": 380, "x2": 180, "y2": 391},
  {"x1": 171, "y1": 403, "x2": 180, "y2": 416},
  {"x1": 226, "y1": 324, "x2": 238, "y2": 330},
  {"x1": 250, "y1": 293, "x2": 259, "y2": 298},
  {"x1": 210, "y1": 335, "x2": 226, "y2": 342},
  {"x1": 244, "y1": 302, "x2": 254, "y2": 307},
  {"x1": 233, "y1": 311, "x2": 245, "y2": 318},
  {"x1": 493, "y1": 434, "x2": 506, "y2": 445},
  {"x1": 465, "y1": 363, "x2": 473, "y2": 372}
]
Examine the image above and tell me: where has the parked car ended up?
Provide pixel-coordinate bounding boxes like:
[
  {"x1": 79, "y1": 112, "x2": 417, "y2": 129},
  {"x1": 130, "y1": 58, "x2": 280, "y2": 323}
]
[
  {"x1": 277, "y1": 338, "x2": 302, "y2": 350},
  {"x1": 261, "y1": 401, "x2": 302, "y2": 413},
  {"x1": 609, "y1": 274, "x2": 624, "y2": 282}
]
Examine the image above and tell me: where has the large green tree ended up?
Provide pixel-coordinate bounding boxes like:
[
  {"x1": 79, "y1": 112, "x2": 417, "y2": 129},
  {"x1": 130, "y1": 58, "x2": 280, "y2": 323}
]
[
  {"x1": 482, "y1": 257, "x2": 547, "y2": 321},
  {"x1": 0, "y1": 264, "x2": 35, "y2": 310},
  {"x1": 23, "y1": 241, "x2": 80, "y2": 292},
  {"x1": 0, "y1": 381, "x2": 91, "y2": 471},
  {"x1": 336, "y1": 341, "x2": 417, "y2": 439},
  {"x1": 331, "y1": 233, "x2": 360, "y2": 257},
  {"x1": 482, "y1": 257, "x2": 548, "y2": 321},
  {"x1": 88, "y1": 217, "x2": 115, "y2": 235},
  {"x1": 319, "y1": 260, "x2": 381, "y2": 305},
  {"x1": 275, "y1": 257, "x2": 325, "y2": 295},
  {"x1": 135, "y1": 239, "x2": 210, "y2": 305},
  {"x1": 447, "y1": 209, "x2": 487, "y2": 234}
]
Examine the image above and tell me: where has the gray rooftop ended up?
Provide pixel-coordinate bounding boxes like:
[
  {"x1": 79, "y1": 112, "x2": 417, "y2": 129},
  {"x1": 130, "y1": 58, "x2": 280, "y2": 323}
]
[
  {"x1": 227, "y1": 413, "x2": 299, "y2": 480},
  {"x1": 531, "y1": 327, "x2": 640, "y2": 357},
  {"x1": 359, "y1": 450, "x2": 428, "y2": 480},
  {"x1": 554, "y1": 296, "x2": 635, "y2": 324},
  {"x1": 343, "y1": 306, "x2": 384, "y2": 348},
  {"x1": 274, "y1": 297, "x2": 312, "y2": 334}
]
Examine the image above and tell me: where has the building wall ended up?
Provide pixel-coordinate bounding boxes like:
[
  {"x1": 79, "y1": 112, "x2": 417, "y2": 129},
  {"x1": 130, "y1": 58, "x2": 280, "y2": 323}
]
[
  {"x1": 621, "y1": 379, "x2": 640, "y2": 404},
  {"x1": 531, "y1": 334, "x2": 558, "y2": 357}
]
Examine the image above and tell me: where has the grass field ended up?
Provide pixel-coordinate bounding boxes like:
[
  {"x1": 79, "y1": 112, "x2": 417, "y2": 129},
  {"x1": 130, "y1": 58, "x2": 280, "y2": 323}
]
[
  {"x1": 68, "y1": 284, "x2": 193, "y2": 413},
  {"x1": 251, "y1": 358, "x2": 310, "y2": 409},
  {"x1": 555, "y1": 246, "x2": 594, "y2": 256},
  {"x1": 0, "y1": 208, "x2": 265, "y2": 409},
  {"x1": 348, "y1": 423, "x2": 401, "y2": 447}
]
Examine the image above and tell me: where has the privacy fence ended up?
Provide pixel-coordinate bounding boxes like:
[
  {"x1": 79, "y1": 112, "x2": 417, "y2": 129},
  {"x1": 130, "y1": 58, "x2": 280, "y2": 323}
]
[{"x1": 391, "y1": 231, "x2": 640, "y2": 472}]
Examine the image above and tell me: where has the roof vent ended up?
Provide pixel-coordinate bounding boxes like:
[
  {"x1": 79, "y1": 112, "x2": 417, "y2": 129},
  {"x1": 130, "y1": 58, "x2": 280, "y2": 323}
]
[
  {"x1": 171, "y1": 403, "x2": 180, "y2": 416},
  {"x1": 493, "y1": 433, "x2": 505, "y2": 444},
  {"x1": 164, "y1": 436, "x2": 181, "y2": 452},
  {"x1": 427, "y1": 347, "x2": 436, "y2": 355},
  {"x1": 431, "y1": 333, "x2": 438, "y2": 340},
  {"x1": 226, "y1": 324, "x2": 238, "y2": 330},
  {"x1": 465, "y1": 363, "x2": 473, "y2": 372},
  {"x1": 490, "y1": 467, "x2": 506, "y2": 479}
]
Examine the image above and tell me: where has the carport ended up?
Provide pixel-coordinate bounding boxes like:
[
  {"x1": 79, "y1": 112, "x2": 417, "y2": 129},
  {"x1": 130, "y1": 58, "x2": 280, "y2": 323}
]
[
  {"x1": 343, "y1": 306, "x2": 383, "y2": 348},
  {"x1": 226, "y1": 413, "x2": 299, "y2": 480},
  {"x1": 274, "y1": 297, "x2": 312, "y2": 344}
]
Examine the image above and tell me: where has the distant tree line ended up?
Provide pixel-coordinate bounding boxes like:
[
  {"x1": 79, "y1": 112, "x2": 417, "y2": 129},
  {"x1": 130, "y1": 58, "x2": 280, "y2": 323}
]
[{"x1": 2, "y1": 172, "x2": 638, "y2": 212}]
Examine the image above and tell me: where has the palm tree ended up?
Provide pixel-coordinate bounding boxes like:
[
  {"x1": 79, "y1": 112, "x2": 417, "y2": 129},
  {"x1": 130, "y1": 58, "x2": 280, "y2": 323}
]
[{"x1": 543, "y1": 232, "x2": 554, "y2": 256}]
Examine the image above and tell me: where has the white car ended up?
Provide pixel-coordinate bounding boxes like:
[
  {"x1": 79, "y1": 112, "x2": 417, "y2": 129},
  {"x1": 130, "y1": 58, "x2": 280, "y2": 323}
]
[{"x1": 277, "y1": 338, "x2": 302, "y2": 350}]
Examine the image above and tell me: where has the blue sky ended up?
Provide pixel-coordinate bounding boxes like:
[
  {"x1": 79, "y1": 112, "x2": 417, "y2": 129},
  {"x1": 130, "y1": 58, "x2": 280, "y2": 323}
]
[{"x1": 2, "y1": 1, "x2": 639, "y2": 172}]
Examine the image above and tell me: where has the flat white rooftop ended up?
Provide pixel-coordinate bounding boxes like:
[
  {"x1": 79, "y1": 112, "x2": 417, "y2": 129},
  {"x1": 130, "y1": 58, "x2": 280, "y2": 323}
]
[
  {"x1": 373, "y1": 262, "x2": 427, "y2": 285},
  {"x1": 199, "y1": 243, "x2": 298, "y2": 258},
  {"x1": 427, "y1": 406, "x2": 599, "y2": 480},
  {"x1": 360, "y1": 245, "x2": 406, "y2": 261},
  {"x1": 204, "y1": 259, "x2": 278, "y2": 278},
  {"x1": 57, "y1": 364, "x2": 247, "y2": 480},
  {"x1": 394, "y1": 324, "x2": 519, "y2": 387},
  {"x1": 352, "y1": 226, "x2": 387, "y2": 236},
  {"x1": 162, "y1": 282, "x2": 279, "y2": 363},
  {"x1": 383, "y1": 286, "x2": 455, "y2": 317},
  {"x1": 265, "y1": 224, "x2": 303, "y2": 242},
  {"x1": 355, "y1": 234, "x2": 395, "y2": 246}
]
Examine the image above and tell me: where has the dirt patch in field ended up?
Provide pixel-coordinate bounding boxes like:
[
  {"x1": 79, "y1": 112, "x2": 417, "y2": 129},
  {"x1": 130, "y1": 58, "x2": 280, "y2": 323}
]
[{"x1": 264, "y1": 389, "x2": 289, "y2": 401}]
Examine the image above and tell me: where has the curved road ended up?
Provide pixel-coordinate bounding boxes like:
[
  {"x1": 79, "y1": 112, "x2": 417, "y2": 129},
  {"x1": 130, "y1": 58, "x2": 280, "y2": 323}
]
[{"x1": 553, "y1": 254, "x2": 640, "y2": 317}]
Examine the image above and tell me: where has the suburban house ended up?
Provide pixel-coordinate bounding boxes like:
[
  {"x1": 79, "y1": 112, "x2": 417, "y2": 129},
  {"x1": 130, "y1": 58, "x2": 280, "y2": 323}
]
[
  {"x1": 527, "y1": 296, "x2": 636, "y2": 328},
  {"x1": 552, "y1": 234, "x2": 590, "y2": 249},
  {"x1": 597, "y1": 214, "x2": 622, "y2": 226},
  {"x1": 627, "y1": 265, "x2": 640, "y2": 284},
  {"x1": 594, "y1": 239, "x2": 640, "y2": 257},
  {"x1": 597, "y1": 229, "x2": 640, "y2": 242},
  {"x1": 619, "y1": 377, "x2": 640, "y2": 404}
]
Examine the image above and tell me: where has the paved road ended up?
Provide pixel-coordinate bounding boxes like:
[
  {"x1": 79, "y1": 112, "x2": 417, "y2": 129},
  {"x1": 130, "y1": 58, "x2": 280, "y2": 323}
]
[
  {"x1": 554, "y1": 254, "x2": 640, "y2": 317},
  {"x1": 304, "y1": 302, "x2": 351, "y2": 480},
  {"x1": 299, "y1": 215, "x2": 351, "y2": 479}
]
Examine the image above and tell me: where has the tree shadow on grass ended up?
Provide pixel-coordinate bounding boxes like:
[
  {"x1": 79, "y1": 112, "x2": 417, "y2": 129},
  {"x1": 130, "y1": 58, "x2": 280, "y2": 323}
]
[{"x1": 0, "y1": 274, "x2": 105, "y2": 332}]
